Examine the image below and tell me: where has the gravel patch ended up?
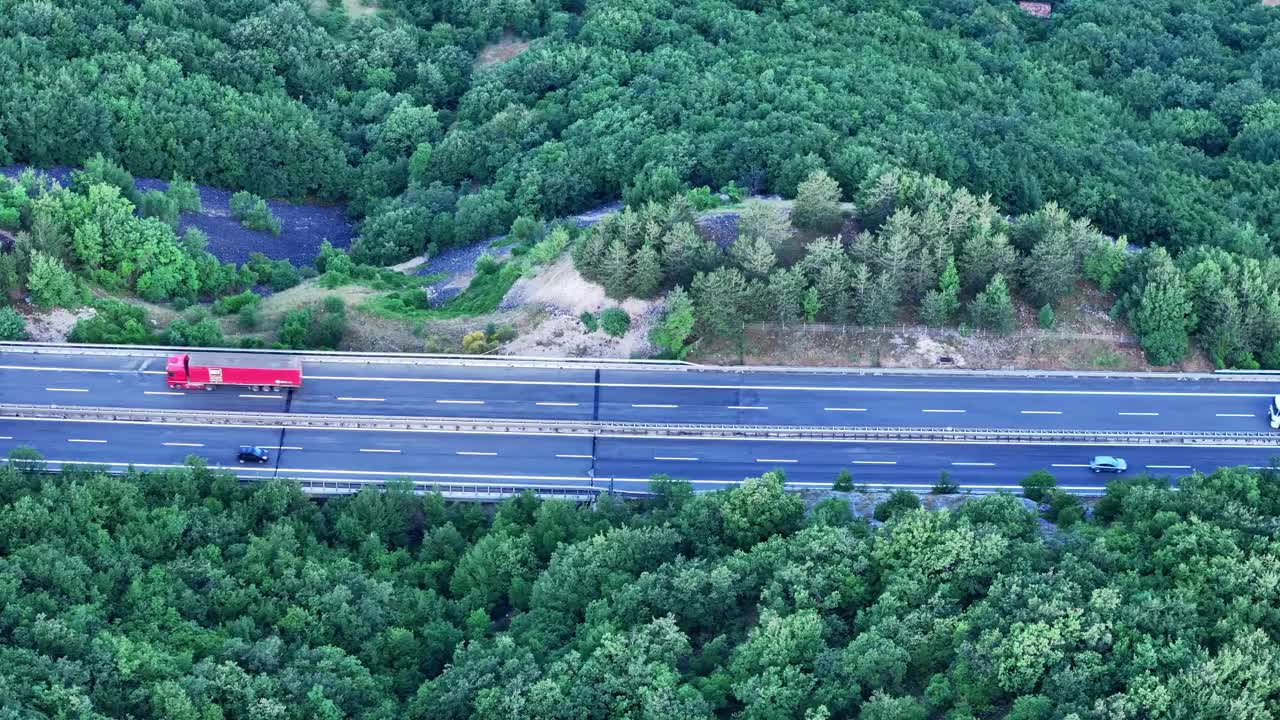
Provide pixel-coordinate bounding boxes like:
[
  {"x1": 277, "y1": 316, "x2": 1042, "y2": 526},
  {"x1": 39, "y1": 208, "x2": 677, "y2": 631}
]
[{"x1": 3, "y1": 165, "x2": 355, "y2": 266}]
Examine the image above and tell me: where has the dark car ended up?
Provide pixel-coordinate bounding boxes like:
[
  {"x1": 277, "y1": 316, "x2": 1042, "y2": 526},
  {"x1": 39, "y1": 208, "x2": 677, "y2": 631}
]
[
  {"x1": 1088, "y1": 455, "x2": 1127, "y2": 473},
  {"x1": 237, "y1": 445, "x2": 270, "y2": 463}
]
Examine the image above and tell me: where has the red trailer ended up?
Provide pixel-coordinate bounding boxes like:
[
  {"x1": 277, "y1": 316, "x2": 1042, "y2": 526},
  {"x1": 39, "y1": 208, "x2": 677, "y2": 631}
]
[{"x1": 166, "y1": 352, "x2": 303, "y2": 391}]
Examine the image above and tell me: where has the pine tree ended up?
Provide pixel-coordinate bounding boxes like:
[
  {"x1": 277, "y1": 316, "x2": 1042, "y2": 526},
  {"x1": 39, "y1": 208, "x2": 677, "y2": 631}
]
[
  {"x1": 630, "y1": 242, "x2": 663, "y2": 298},
  {"x1": 791, "y1": 169, "x2": 843, "y2": 232},
  {"x1": 737, "y1": 201, "x2": 792, "y2": 250},
  {"x1": 1128, "y1": 253, "x2": 1195, "y2": 365},
  {"x1": 573, "y1": 229, "x2": 610, "y2": 281},
  {"x1": 857, "y1": 272, "x2": 899, "y2": 325},
  {"x1": 959, "y1": 229, "x2": 1018, "y2": 296},
  {"x1": 815, "y1": 263, "x2": 851, "y2": 322},
  {"x1": 920, "y1": 256, "x2": 961, "y2": 326},
  {"x1": 802, "y1": 286, "x2": 822, "y2": 323},
  {"x1": 691, "y1": 267, "x2": 751, "y2": 339},
  {"x1": 661, "y1": 222, "x2": 718, "y2": 287},
  {"x1": 969, "y1": 273, "x2": 1015, "y2": 334},
  {"x1": 731, "y1": 235, "x2": 777, "y2": 278},
  {"x1": 1023, "y1": 226, "x2": 1079, "y2": 307},
  {"x1": 766, "y1": 268, "x2": 806, "y2": 324},
  {"x1": 601, "y1": 238, "x2": 632, "y2": 298}
]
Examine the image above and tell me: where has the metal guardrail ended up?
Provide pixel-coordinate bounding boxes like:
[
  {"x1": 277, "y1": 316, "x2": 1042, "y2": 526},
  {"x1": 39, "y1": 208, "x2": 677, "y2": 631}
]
[
  {"x1": 0, "y1": 341, "x2": 693, "y2": 370},
  {"x1": 6, "y1": 403, "x2": 1280, "y2": 446},
  {"x1": 8, "y1": 460, "x2": 645, "y2": 501}
]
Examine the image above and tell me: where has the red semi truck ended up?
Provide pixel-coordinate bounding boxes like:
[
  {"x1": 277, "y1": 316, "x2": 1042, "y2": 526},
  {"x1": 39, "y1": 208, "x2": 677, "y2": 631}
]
[{"x1": 166, "y1": 352, "x2": 303, "y2": 391}]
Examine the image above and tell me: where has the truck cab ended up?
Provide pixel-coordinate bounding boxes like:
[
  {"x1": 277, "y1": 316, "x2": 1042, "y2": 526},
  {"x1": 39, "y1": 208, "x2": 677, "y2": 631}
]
[
  {"x1": 1269, "y1": 396, "x2": 1280, "y2": 429},
  {"x1": 166, "y1": 354, "x2": 192, "y2": 387}
]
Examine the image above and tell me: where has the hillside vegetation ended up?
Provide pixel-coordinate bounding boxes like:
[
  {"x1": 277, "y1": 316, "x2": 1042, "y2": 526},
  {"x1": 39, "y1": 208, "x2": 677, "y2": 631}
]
[
  {"x1": 1, "y1": 0, "x2": 1278, "y2": 363},
  {"x1": 1, "y1": 455, "x2": 1278, "y2": 718}
]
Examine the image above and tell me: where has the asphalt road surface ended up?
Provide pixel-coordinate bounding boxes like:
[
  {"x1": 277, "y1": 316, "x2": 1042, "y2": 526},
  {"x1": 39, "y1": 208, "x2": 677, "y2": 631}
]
[
  {"x1": 4, "y1": 350, "x2": 1280, "y2": 430},
  {"x1": 4, "y1": 348, "x2": 1279, "y2": 493}
]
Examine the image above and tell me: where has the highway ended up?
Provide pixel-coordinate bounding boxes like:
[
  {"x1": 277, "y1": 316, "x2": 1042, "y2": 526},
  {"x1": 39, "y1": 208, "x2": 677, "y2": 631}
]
[
  {"x1": 3, "y1": 416, "x2": 1279, "y2": 494},
  {"x1": 4, "y1": 348, "x2": 1280, "y2": 430},
  {"x1": 4, "y1": 345, "x2": 1280, "y2": 495}
]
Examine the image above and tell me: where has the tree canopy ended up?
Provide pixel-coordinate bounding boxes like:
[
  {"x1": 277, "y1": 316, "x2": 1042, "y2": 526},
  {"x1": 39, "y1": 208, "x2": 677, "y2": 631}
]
[{"x1": 2, "y1": 452, "x2": 1279, "y2": 719}]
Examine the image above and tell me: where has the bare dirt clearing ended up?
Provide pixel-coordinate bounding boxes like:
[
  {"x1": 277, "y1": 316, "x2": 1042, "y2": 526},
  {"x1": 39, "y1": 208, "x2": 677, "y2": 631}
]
[
  {"x1": 20, "y1": 306, "x2": 97, "y2": 342},
  {"x1": 500, "y1": 257, "x2": 658, "y2": 358}
]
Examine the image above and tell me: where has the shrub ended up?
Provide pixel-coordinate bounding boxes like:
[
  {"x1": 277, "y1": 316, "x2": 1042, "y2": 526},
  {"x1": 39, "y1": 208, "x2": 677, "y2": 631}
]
[
  {"x1": 68, "y1": 300, "x2": 155, "y2": 344},
  {"x1": 0, "y1": 306, "x2": 27, "y2": 340},
  {"x1": 278, "y1": 308, "x2": 311, "y2": 349},
  {"x1": 833, "y1": 468, "x2": 854, "y2": 491},
  {"x1": 931, "y1": 471, "x2": 959, "y2": 494},
  {"x1": 809, "y1": 498, "x2": 853, "y2": 527},
  {"x1": 580, "y1": 311, "x2": 598, "y2": 331},
  {"x1": 873, "y1": 490, "x2": 920, "y2": 522},
  {"x1": 1038, "y1": 304, "x2": 1055, "y2": 329},
  {"x1": 686, "y1": 185, "x2": 720, "y2": 211},
  {"x1": 462, "y1": 330, "x2": 495, "y2": 354},
  {"x1": 166, "y1": 177, "x2": 201, "y2": 213},
  {"x1": 138, "y1": 190, "x2": 178, "y2": 226},
  {"x1": 1044, "y1": 489, "x2": 1084, "y2": 527},
  {"x1": 26, "y1": 252, "x2": 79, "y2": 309},
  {"x1": 268, "y1": 262, "x2": 301, "y2": 292},
  {"x1": 88, "y1": 267, "x2": 125, "y2": 291},
  {"x1": 230, "y1": 191, "x2": 282, "y2": 235},
  {"x1": 600, "y1": 307, "x2": 631, "y2": 337},
  {"x1": 165, "y1": 315, "x2": 225, "y2": 347},
  {"x1": 237, "y1": 305, "x2": 259, "y2": 330},
  {"x1": 475, "y1": 253, "x2": 500, "y2": 275},
  {"x1": 212, "y1": 290, "x2": 261, "y2": 316},
  {"x1": 1020, "y1": 470, "x2": 1057, "y2": 502}
]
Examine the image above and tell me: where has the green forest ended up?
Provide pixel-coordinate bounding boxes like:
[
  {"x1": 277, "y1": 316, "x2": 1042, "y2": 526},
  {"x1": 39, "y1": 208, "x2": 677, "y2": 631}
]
[
  {"x1": 1, "y1": 454, "x2": 1278, "y2": 719},
  {"x1": 2, "y1": 0, "x2": 1280, "y2": 363}
]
